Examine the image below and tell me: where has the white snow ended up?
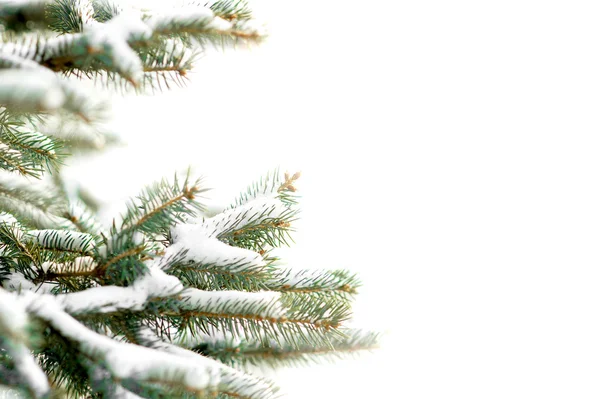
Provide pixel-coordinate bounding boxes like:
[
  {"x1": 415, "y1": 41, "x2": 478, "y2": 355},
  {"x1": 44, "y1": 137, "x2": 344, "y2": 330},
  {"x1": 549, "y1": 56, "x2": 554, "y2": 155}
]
[
  {"x1": 8, "y1": 343, "x2": 50, "y2": 398},
  {"x1": 205, "y1": 16, "x2": 232, "y2": 32},
  {"x1": 133, "y1": 265, "x2": 184, "y2": 297},
  {"x1": 179, "y1": 288, "x2": 284, "y2": 318},
  {"x1": 136, "y1": 326, "x2": 276, "y2": 399},
  {"x1": 144, "y1": 6, "x2": 214, "y2": 32},
  {"x1": 0, "y1": 288, "x2": 29, "y2": 334},
  {"x1": 59, "y1": 284, "x2": 147, "y2": 314},
  {"x1": 0, "y1": 70, "x2": 65, "y2": 112},
  {"x1": 186, "y1": 197, "x2": 289, "y2": 238},
  {"x1": 41, "y1": 256, "x2": 96, "y2": 274},
  {"x1": 29, "y1": 295, "x2": 223, "y2": 391},
  {"x1": 234, "y1": 19, "x2": 268, "y2": 37},
  {"x1": 27, "y1": 229, "x2": 95, "y2": 253},
  {"x1": 2, "y1": 271, "x2": 35, "y2": 292},
  {"x1": 59, "y1": 264, "x2": 183, "y2": 314},
  {"x1": 168, "y1": 227, "x2": 265, "y2": 271},
  {"x1": 0, "y1": 212, "x2": 17, "y2": 225},
  {"x1": 2, "y1": 271, "x2": 55, "y2": 294},
  {"x1": 84, "y1": 13, "x2": 151, "y2": 85}
]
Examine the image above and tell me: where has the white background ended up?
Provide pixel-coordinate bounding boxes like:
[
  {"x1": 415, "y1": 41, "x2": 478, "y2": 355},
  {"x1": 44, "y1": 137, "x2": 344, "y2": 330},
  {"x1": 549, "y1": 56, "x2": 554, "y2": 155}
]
[{"x1": 65, "y1": 0, "x2": 600, "y2": 398}]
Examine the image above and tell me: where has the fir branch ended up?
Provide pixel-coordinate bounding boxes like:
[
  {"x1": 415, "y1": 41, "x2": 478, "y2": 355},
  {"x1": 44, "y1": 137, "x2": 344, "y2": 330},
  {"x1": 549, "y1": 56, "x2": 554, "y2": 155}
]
[
  {"x1": 267, "y1": 268, "x2": 361, "y2": 296},
  {"x1": 120, "y1": 172, "x2": 207, "y2": 237},
  {"x1": 208, "y1": 0, "x2": 253, "y2": 21},
  {"x1": 46, "y1": 0, "x2": 96, "y2": 34},
  {"x1": 134, "y1": 326, "x2": 279, "y2": 399},
  {"x1": 169, "y1": 224, "x2": 266, "y2": 273},
  {"x1": 0, "y1": 338, "x2": 50, "y2": 398},
  {"x1": 91, "y1": 0, "x2": 121, "y2": 23},
  {"x1": 22, "y1": 293, "x2": 279, "y2": 399},
  {"x1": 208, "y1": 196, "x2": 298, "y2": 252},
  {"x1": 0, "y1": 129, "x2": 63, "y2": 176},
  {"x1": 26, "y1": 229, "x2": 95, "y2": 255},
  {"x1": 0, "y1": 69, "x2": 66, "y2": 113},
  {"x1": 0, "y1": 143, "x2": 38, "y2": 176},
  {"x1": 193, "y1": 329, "x2": 380, "y2": 369},
  {"x1": 40, "y1": 256, "x2": 97, "y2": 282},
  {"x1": 229, "y1": 169, "x2": 300, "y2": 210},
  {"x1": 0, "y1": 68, "x2": 109, "y2": 121},
  {"x1": 0, "y1": 288, "x2": 50, "y2": 397},
  {"x1": 0, "y1": 51, "x2": 48, "y2": 70},
  {"x1": 63, "y1": 200, "x2": 102, "y2": 236},
  {"x1": 0, "y1": 169, "x2": 68, "y2": 228},
  {"x1": 144, "y1": 5, "x2": 265, "y2": 47},
  {"x1": 168, "y1": 258, "x2": 271, "y2": 291},
  {"x1": 95, "y1": 242, "x2": 147, "y2": 285},
  {"x1": 39, "y1": 116, "x2": 117, "y2": 151},
  {"x1": 166, "y1": 291, "x2": 351, "y2": 349}
]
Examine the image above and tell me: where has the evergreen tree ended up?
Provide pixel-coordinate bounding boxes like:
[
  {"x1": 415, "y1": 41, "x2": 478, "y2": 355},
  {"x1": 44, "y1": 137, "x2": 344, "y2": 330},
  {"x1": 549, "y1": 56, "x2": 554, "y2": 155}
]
[{"x1": 0, "y1": 1, "x2": 378, "y2": 397}]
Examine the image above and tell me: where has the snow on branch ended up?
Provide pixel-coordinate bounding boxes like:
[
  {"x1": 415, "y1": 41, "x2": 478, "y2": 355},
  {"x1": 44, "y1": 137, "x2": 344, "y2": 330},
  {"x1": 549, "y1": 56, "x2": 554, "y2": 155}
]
[
  {"x1": 0, "y1": 70, "x2": 65, "y2": 112},
  {"x1": 188, "y1": 197, "x2": 291, "y2": 239},
  {"x1": 0, "y1": 287, "x2": 29, "y2": 337},
  {"x1": 144, "y1": 6, "x2": 257, "y2": 39},
  {"x1": 2, "y1": 340, "x2": 50, "y2": 398},
  {"x1": 59, "y1": 264, "x2": 182, "y2": 314},
  {"x1": 179, "y1": 288, "x2": 284, "y2": 319},
  {"x1": 0, "y1": 289, "x2": 49, "y2": 398},
  {"x1": 0, "y1": 69, "x2": 109, "y2": 120},
  {"x1": 27, "y1": 293, "x2": 227, "y2": 396},
  {"x1": 46, "y1": 0, "x2": 98, "y2": 33},
  {"x1": 26, "y1": 229, "x2": 95, "y2": 254},
  {"x1": 120, "y1": 172, "x2": 206, "y2": 236},
  {"x1": 0, "y1": 127, "x2": 62, "y2": 178},
  {"x1": 169, "y1": 224, "x2": 266, "y2": 271},
  {"x1": 0, "y1": 287, "x2": 279, "y2": 398},
  {"x1": 135, "y1": 327, "x2": 279, "y2": 399},
  {"x1": 0, "y1": 169, "x2": 68, "y2": 228},
  {"x1": 229, "y1": 168, "x2": 287, "y2": 209},
  {"x1": 269, "y1": 268, "x2": 361, "y2": 295},
  {"x1": 0, "y1": 1, "x2": 265, "y2": 91},
  {"x1": 189, "y1": 328, "x2": 380, "y2": 369}
]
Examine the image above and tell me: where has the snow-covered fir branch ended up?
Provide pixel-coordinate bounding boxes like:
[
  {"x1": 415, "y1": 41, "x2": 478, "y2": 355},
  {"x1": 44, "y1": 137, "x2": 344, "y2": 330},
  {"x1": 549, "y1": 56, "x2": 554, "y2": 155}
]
[{"x1": 0, "y1": 3, "x2": 378, "y2": 396}]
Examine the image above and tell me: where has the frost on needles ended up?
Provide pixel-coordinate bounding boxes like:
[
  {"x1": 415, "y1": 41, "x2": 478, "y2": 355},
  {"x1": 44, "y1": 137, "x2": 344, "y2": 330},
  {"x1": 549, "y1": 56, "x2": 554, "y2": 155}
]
[{"x1": 0, "y1": 1, "x2": 379, "y2": 398}]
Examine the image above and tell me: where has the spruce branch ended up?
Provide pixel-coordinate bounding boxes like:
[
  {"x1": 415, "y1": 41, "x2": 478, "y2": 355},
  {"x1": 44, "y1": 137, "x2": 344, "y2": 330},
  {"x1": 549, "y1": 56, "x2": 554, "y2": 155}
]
[
  {"x1": 0, "y1": 169, "x2": 68, "y2": 228},
  {"x1": 0, "y1": 290, "x2": 49, "y2": 398},
  {"x1": 120, "y1": 172, "x2": 207, "y2": 237},
  {"x1": 46, "y1": 0, "x2": 97, "y2": 34},
  {"x1": 167, "y1": 289, "x2": 351, "y2": 349},
  {"x1": 26, "y1": 229, "x2": 95, "y2": 255},
  {"x1": 229, "y1": 169, "x2": 300, "y2": 210},
  {"x1": 267, "y1": 268, "x2": 361, "y2": 296},
  {"x1": 0, "y1": 2, "x2": 379, "y2": 395},
  {"x1": 192, "y1": 329, "x2": 380, "y2": 369},
  {"x1": 207, "y1": 0, "x2": 253, "y2": 22},
  {"x1": 91, "y1": 0, "x2": 121, "y2": 23},
  {"x1": 0, "y1": 128, "x2": 63, "y2": 177},
  {"x1": 168, "y1": 258, "x2": 272, "y2": 291},
  {"x1": 63, "y1": 199, "x2": 103, "y2": 235},
  {"x1": 185, "y1": 196, "x2": 298, "y2": 252},
  {"x1": 144, "y1": 5, "x2": 264, "y2": 46}
]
